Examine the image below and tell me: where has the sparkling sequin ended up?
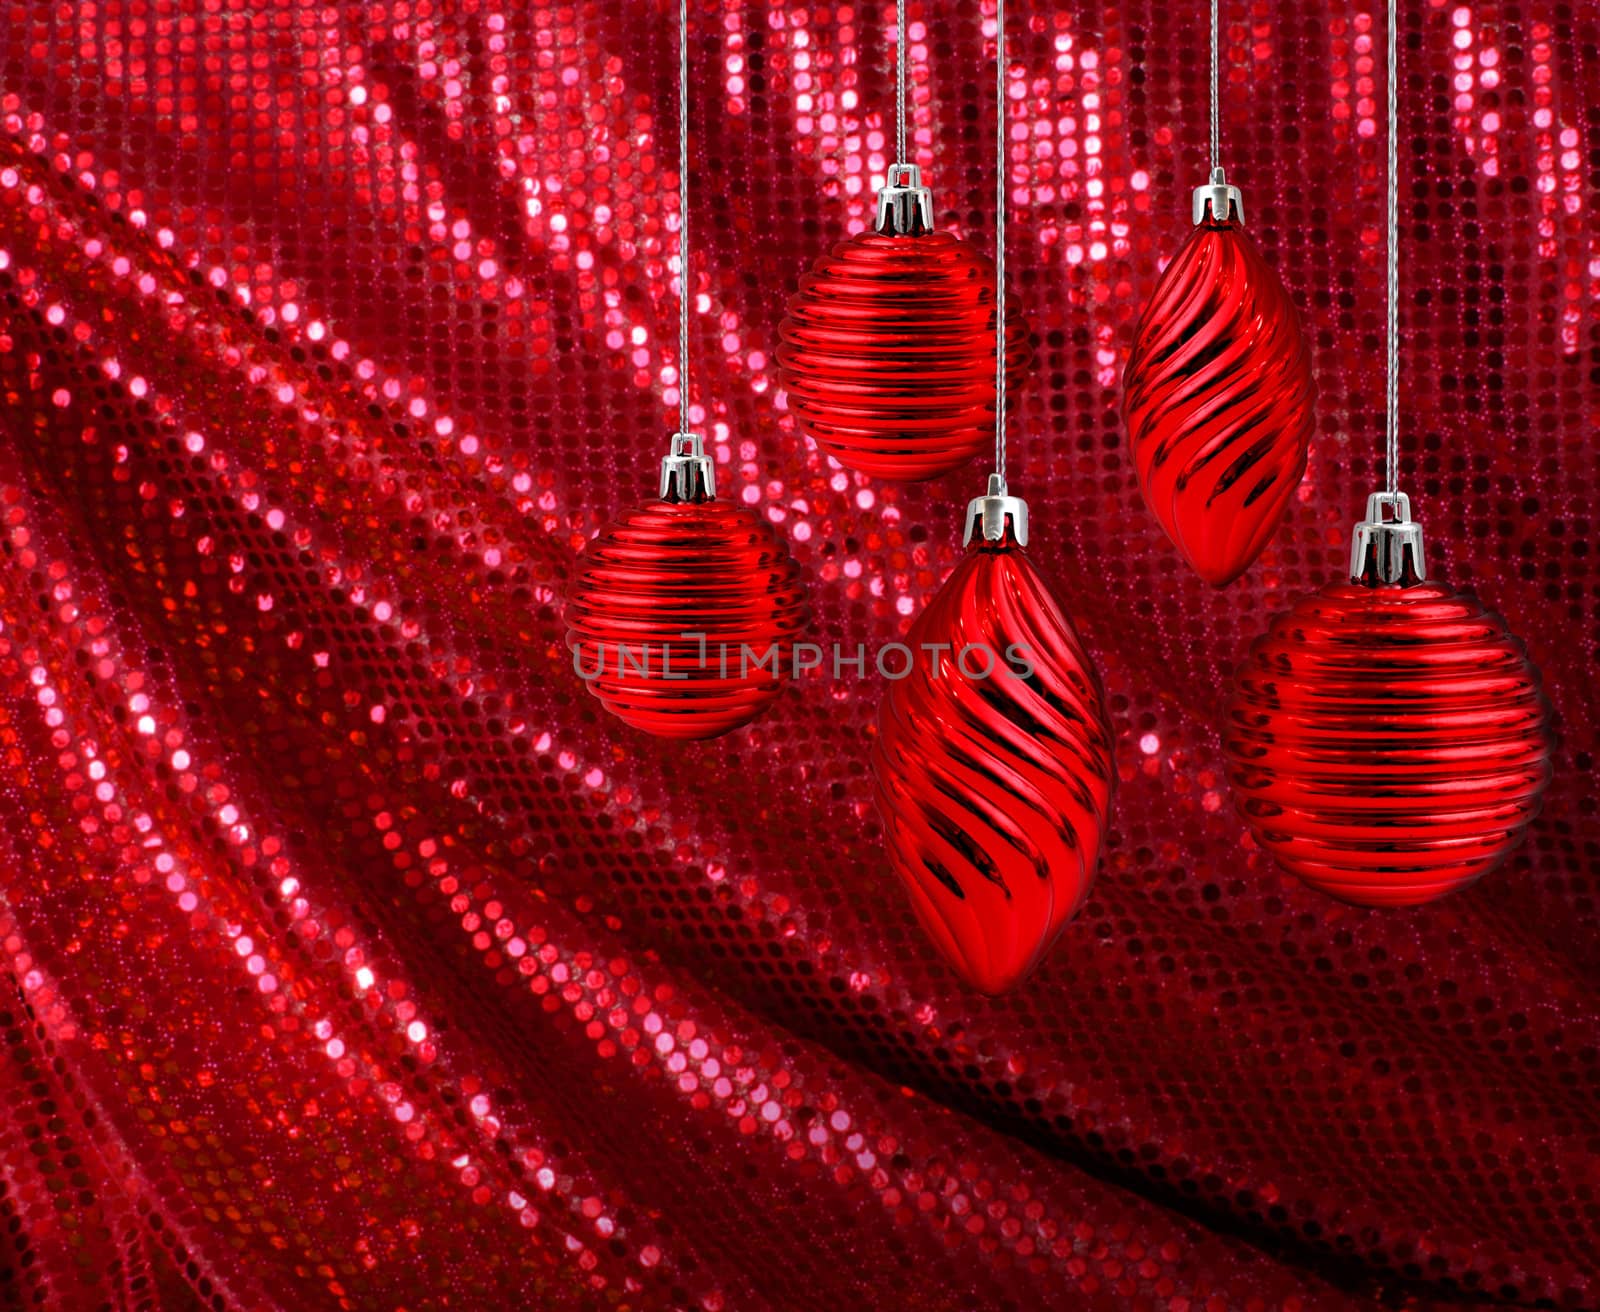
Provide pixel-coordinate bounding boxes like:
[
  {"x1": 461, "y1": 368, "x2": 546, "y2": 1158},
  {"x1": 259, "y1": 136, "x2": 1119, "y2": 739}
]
[{"x1": 0, "y1": 2, "x2": 1596, "y2": 1309}]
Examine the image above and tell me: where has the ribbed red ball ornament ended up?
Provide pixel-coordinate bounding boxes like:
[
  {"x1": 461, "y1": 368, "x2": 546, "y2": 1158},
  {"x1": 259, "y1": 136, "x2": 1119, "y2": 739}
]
[
  {"x1": 566, "y1": 436, "x2": 809, "y2": 740},
  {"x1": 566, "y1": 2, "x2": 811, "y2": 740},
  {"x1": 1123, "y1": 172, "x2": 1316, "y2": 586},
  {"x1": 778, "y1": 165, "x2": 1032, "y2": 481},
  {"x1": 1224, "y1": 494, "x2": 1554, "y2": 906},
  {"x1": 873, "y1": 481, "x2": 1115, "y2": 994}
]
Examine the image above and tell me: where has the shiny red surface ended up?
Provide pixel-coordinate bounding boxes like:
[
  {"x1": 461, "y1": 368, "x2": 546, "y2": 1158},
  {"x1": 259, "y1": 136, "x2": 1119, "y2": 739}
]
[
  {"x1": 1224, "y1": 579, "x2": 1553, "y2": 906},
  {"x1": 1123, "y1": 216, "x2": 1316, "y2": 586},
  {"x1": 873, "y1": 536, "x2": 1114, "y2": 994},
  {"x1": 566, "y1": 494, "x2": 809, "y2": 738},
  {"x1": 0, "y1": 1, "x2": 1597, "y2": 1309},
  {"x1": 778, "y1": 230, "x2": 1031, "y2": 480}
]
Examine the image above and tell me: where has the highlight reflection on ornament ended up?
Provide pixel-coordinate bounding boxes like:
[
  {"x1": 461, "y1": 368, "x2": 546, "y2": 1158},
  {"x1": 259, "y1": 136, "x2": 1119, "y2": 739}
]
[
  {"x1": 566, "y1": 435, "x2": 810, "y2": 740},
  {"x1": 778, "y1": 165, "x2": 1031, "y2": 482},
  {"x1": 1123, "y1": 171, "x2": 1316, "y2": 586},
  {"x1": 873, "y1": 478, "x2": 1115, "y2": 994},
  {"x1": 1225, "y1": 493, "x2": 1554, "y2": 906}
]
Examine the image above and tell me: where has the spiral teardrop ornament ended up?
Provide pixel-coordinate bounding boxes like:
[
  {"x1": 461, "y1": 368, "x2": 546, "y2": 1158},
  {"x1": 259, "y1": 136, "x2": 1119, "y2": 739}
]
[
  {"x1": 1225, "y1": 581, "x2": 1554, "y2": 906},
  {"x1": 1122, "y1": 215, "x2": 1316, "y2": 586},
  {"x1": 872, "y1": 534, "x2": 1115, "y2": 994},
  {"x1": 778, "y1": 230, "x2": 1032, "y2": 481},
  {"x1": 566, "y1": 499, "x2": 810, "y2": 739}
]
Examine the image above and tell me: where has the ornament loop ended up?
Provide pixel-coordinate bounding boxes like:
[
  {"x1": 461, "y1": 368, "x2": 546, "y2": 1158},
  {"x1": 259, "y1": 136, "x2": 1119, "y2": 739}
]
[
  {"x1": 1350, "y1": 490, "x2": 1426, "y2": 586},
  {"x1": 875, "y1": 163, "x2": 935, "y2": 236},
  {"x1": 963, "y1": 472, "x2": 1029, "y2": 547},
  {"x1": 659, "y1": 431, "x2": 716, "y2": 503},
  {"x1": 1192, "y1": 165, "x2": 1244, "y2": 225}
]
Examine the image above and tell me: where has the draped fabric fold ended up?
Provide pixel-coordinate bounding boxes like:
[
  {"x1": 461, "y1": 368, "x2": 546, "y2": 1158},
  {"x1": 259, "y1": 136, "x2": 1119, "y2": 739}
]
[{"x1": 1, "y1": 3, "x2": 1595, "y2": 1308}]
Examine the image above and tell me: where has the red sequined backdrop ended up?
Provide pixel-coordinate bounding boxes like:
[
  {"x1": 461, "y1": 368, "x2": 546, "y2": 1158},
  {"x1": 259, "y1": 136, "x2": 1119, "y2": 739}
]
[{"x1": 0, "y1": 2, "x2": 1594, "y2": 1309}]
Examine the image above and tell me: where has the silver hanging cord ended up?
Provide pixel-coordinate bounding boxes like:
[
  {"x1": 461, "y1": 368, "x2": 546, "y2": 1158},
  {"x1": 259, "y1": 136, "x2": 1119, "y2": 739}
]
[
  {"x1": 1193, "y1": 0, "x2": 1242, "y2": 223},
  {"x1": 1210, "y1": 0, "x2": 1220, "y2": 173},
  {"x1": 678, "y1": 0, "x2": 691, "y2": 439},
  {"x1": 896, "y1": 0, "x2": 907, "y2": 164},
  {"x1": 1347, "y1": 0, "x2": 1422, "y2": 584},
  {"x1": 660, "y1": 0, "x2": 715, "y2": 502},
  {"x1": 964, "y1": 0, "x2": 1028, "y2": 546},
  {"x1": 1385, "y1": 0, "x2": 1399, "y2": 497},
  {"x1": 960, "y1": 0, "x2": 1024, "y2": 544},
  {"x1": 875, "y1": 0, "x2": 933, "y2": 232},
  {"x1": 994, "y1": 0, "x2": 1006, "y2": 482}
]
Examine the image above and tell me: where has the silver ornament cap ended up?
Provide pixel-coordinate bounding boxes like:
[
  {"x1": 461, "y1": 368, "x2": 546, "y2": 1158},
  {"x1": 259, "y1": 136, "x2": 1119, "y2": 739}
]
[
  {"x1": 1193, "y1": 166, "x2": 1244, "y2": 225},
  {"x1": 875, "y1": 163, "x2": 935, "y2": 236},
  {"x1": 659, "y1": 431, "x2": 716, "y2": 504},
  {"x1": 964, "y1": 473, "x2": 1028, "y2": 547},
  {"x1": 1350, "y1": 490, "x2": 1426, "y2": 586}
]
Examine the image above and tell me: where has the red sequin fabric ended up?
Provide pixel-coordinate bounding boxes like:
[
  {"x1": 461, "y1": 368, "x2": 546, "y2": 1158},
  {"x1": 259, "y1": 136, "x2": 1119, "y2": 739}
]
[{"x1": 0, "y1": 2, "x2": 1595, "y2": 1309}]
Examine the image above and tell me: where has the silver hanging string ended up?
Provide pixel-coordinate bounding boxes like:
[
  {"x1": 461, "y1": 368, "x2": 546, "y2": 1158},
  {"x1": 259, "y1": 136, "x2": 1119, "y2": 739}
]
[
  {"x1": 994, "y1": 0, "x2": 1007, "y2": 482},
  {"x1": 678, "y1": 0, "x2": 691, "y2": 438},
  {"x1": 1195, "y1": 0, "x2": 1241, "y2": 225},
  {"x1": 896, "y1": 0, "x2": 908, "y2": 164},
  {"x1": 875, "y1": 0, "x2": 933, "y2": 233},
  {"x1": 658, "y1": 0, "x2": 715, "y2": 500},
  {"x1": 962, "y1": 0, "x2": 1027, "y2": 546},
  {"x1": 1385, "y1": 0, "x2": 1399, "y2": 496},
  {"x1": 1210, "y1": 0, "x2": 1220, "y2": 173},
  {"x1": 1346, "y1": 0, "x2": 1421, "y2": 583}
]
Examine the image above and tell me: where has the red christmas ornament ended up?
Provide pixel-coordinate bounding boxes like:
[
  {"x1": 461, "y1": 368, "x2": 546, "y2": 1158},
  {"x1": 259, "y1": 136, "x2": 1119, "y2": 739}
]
[
  {"x1": 873, "y1": 487, "x2": 1115, "y2": 993},
  {"x1": 778, "y1": 166, "x2": 1031, "y2": 482},
  {"x1": 1122, "y1": 175, "x2": 1316, "y2": 586},
  {"x1": 1225, "y1": 495, "x2": 1554, "y2": 907},
  {"x1": 566, "y1": 437, "x2": 810, "y2": 739}
]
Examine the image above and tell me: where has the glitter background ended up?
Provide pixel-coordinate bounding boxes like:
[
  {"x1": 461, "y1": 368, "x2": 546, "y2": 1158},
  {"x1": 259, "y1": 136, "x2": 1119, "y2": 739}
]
[{"x1": 0, "y1": 1, "x2": 1596, "y2": 1308}]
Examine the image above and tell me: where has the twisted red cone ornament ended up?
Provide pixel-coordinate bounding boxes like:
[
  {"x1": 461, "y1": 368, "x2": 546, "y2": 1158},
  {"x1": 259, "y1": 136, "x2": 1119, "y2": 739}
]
[
  {"x1": 778, "y1": 230, "x2": 1031, "y2": 481},
  {"x1": 1225, "y1": 509, "x2": 1553, "y2": 906},
  {"x1": 1123, "y1": 210, "x2": 1316, "y2": 586},
  {"x1": 566, "y1": 470, "x2": 809, "y2": 739},
  {"x1": 872, "y1": 528, "x2": 1115, "y2": 993}
]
